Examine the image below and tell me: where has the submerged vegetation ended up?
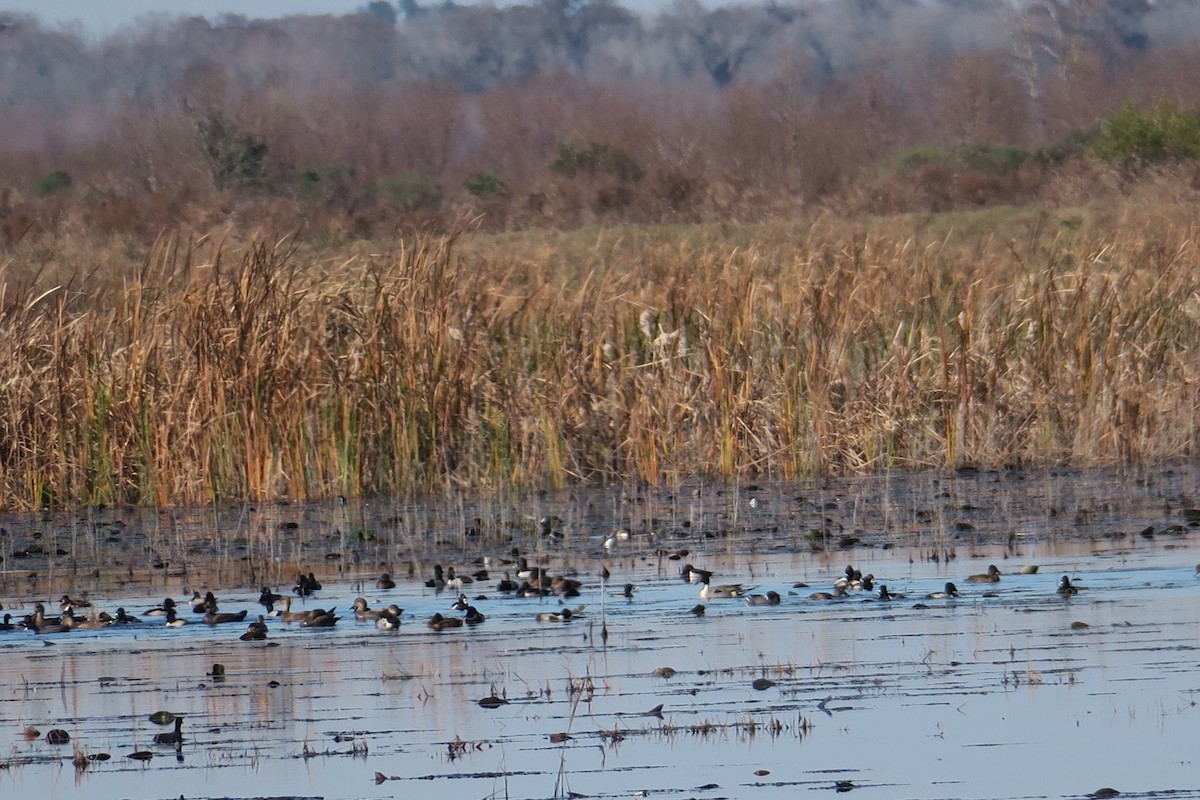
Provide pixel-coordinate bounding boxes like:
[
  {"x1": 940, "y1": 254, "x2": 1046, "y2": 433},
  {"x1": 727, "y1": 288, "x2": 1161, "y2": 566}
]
[{"x1": 1, "y1": 204, "x2": 1198, "y2": 510}]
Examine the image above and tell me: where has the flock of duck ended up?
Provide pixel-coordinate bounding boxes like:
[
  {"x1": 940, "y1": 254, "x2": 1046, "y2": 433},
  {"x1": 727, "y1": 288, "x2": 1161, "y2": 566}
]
[
  {"x1": 0, "y1": 559, "x2": 598, "y2": 641},
  {"x1": 679, "y1": 561, "x2": 1083, "y2": 613},
  {"x1": 0, "y1": 558, "x2": 1087, "y2": 642}
]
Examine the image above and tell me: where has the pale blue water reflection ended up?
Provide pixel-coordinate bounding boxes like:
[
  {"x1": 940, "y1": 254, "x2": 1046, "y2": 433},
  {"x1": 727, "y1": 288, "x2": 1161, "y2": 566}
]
[{"x1": 0, "y1": 469, "x2": 1198, "y2": 800}]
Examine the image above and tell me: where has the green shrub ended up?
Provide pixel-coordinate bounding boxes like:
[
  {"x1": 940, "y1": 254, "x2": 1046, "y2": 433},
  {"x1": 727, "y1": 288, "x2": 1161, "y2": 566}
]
[
  {"x1": 465, "y1": 169, "x2": 503, "y2": 197},
  {"x1": 293, "y1": 165, "x2": 356, "y2": 200},
  {"x1": 550, "y1": 141, "x2": 643, "y2": 182},
  {"x1": 1091, "y1": 100, "x2": 1200, "y2": 167},
  {"x1": 372, "y1": 171, "x2": 442, "y2": 210},
  {"x1": 201, "y1": 115, "x2": 269, "y2": 188},
  {"x1": 35, "y1": 170, "x2": 72, "y2": 197}
]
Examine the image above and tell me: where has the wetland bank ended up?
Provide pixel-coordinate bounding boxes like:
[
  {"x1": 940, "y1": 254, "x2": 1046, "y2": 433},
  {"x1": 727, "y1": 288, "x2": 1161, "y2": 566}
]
[{"x1": 2, "y1": 465, "x2": 1199, "y2": 800}]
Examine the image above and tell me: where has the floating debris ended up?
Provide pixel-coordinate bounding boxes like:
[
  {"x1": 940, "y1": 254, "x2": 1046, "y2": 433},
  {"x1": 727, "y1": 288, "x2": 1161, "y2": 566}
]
[
  {"x1": 149, "y1": 711, "x2": 176, "y2": 726},
  {"x1": 751, "y1": 678, "x2": 775, "y2": 691},
  {"x1": 46, "y1": 729, "x2": 70, "y2": 745},
  {"x1": 478, "y1": 696, "x2": 507, "y2": 709}
]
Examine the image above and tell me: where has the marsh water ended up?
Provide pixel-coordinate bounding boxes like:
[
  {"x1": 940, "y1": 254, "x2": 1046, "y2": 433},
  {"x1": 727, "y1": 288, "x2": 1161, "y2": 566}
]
[{"x1": 2, "y1": 466, "x2": 1199, "y2": 800}]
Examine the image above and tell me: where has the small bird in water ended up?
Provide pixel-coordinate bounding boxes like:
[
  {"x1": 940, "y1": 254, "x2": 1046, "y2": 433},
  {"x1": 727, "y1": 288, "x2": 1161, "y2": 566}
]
[
  {"x1": 926, "y1": 582, "x2": 959, "y2": 599},
  {"x1": 746, "y1": 590, "x2": 781, "y2": 606},
  {"x1": 239, "y1": 616, "x2": 268, "y2": 641},
  {"x1": 153, "y1": 717, "x2": 184, "y2": 746},
  {"x1": 1057, "y1": 575, "x2": 1080, "y2": 596},
  {"x1": 428, "y1": 612, "x2": 463, "y2": 630},
  {"x1": 966, "y1": 564, "x2": 1001, "y2": 584}
]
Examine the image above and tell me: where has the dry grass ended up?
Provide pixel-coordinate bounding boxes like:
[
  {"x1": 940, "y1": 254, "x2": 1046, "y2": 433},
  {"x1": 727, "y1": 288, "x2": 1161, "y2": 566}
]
[{"x1": 1, "y1": 202, "x2": 1199, "y2": 509}]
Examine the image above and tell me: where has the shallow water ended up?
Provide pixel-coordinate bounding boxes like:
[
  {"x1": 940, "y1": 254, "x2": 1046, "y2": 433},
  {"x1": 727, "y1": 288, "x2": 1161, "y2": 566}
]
[{"x1": 2, "y1": 466, "x2": 1199, "y2": 800}]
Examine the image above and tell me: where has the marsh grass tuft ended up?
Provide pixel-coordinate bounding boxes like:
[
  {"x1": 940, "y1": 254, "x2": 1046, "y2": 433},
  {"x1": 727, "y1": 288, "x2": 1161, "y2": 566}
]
[{"x1": 3, "y1": 214, "x2": 1200, "y2": 509}]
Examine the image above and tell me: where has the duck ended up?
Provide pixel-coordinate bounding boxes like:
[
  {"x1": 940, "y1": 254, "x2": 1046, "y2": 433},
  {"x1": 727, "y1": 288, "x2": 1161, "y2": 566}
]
[
  {"x1": 551, "y1": 576, "x2": 582, "y2": 598},
  {"x1": 164, "y1": 607, "x2": 188, "y2": 627},
  {"x1": 294, "y1": 572, "x2": 322, "y2": 596},
  {"x1": 877, "y1": 585, "x2": 905, "y2": 601},
  {"x1": 74, "y1": 613, "x2": 112, "y2": 631},
  {"x1": 698, "y1": 575, "x2": 750, "y2": 599},
  {"x1": 681, "y1": 564, "x2": 713, "y2": 585},
  {"x1": 536, "y1": 608, "x2": 573, "y2": 623},
  {"x1": 240, "y1": 616, "x2": 268, "y2": 641},
  {"x1": 272, "y1": 597, "x2": 334, "y2": 624},
  {"x1": 621, "y1": 583, "x2": 637, "y2": 599},
  {"x1": 143, "y1": 598, "x2": 176, "y2": 617},
  {"x1": 926, "y1": 582, "x2": 959, "y2": 599},
  {"x1": 112, "y1": 607, "x2": 141, "y2": 624},
  {"x1": 299, "y1": 608, "x2": 339, "y2": 628},
  {"x1": 425, "y1": 565, "x2": 447, "y2": 591},
  {"x1": 258, "y1": 587, "x2": 284, "y2": 611},
  {"x1": 463, "y1": 606, "x2": 486, "y2": 625},
  {"x1": 966, "y1": 564, "x2": 1001, "y2": 584},
  {"x1": 190, "y1": 591, "x2": 210, "y2": 614},
  {"x1": 1057, "y1": 575, "x2": 1080, "y2": 596},
  {"x1": 428, "y1": 612, "x2": 463, "y2": 630},
  {"x1": 445, "y1": 567, "x2": 471, "y2": 591},
  {"x1": 496, "y1": 572, "x2": 519, "y2": 593},
  {"x1": 375, "y1": 573, "x2": 396, "y2": 590},
  {"x1": 809, "y1": 586, "x2": 847, "y2": 601},
  {"x1": 376, "y1": 605, "x2": 403, "y2": 630},
  {"x1": 352, "y1": 597, "x2": 387, "y2": 621},
  {"x1": 60, "y1": 594, "x2": 91, "y2": 611},
  {"x1": 0, "y1": 613, "x2": 17, "y2": 631},
  {"x1": 451, "y1": 593, "x2": 471, "y2": 611},
  {"x1": 33, "y1": 612, "x2": 76, "y2": 635},
  {"x1": 746, "y1": 590, "x2": 782, "y2": 606},
  {"x1": 203, "y1": 600, "x2": 248, "y2": 626},
  {"x1": 153, "y1": 717, "x2": 184, "y2": 746}
]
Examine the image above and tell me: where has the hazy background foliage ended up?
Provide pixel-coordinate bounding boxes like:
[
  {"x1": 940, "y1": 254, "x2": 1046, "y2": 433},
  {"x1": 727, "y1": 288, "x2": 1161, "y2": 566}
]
[{"x1": 2, "y1": 0, "x2": 1200, "y2": 240}]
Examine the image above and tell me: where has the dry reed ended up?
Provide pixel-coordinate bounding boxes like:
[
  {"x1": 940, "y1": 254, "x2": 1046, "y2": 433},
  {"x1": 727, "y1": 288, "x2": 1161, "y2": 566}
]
[{"x1": 1, "y1": 214, "x2": 1198, "y2": 509}]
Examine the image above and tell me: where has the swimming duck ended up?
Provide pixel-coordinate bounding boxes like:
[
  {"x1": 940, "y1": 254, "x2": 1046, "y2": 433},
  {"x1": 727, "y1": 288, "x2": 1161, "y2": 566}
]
[
  {"x1": 375, "y1": 573, "x2": 396, "y2": 590},
  {"x1": 153, "y1": 717, "x2": 184, "y2": 746},
  {"x1": 258, "y1": 587, "x2": 284, "y2": 611},
  {"x1": 112, "y1": 607, "x2": 141, "y2": 624},
  {"x1": 451, "y1": 593, "x2": 471, "y2": 611},
  {"x1": 74, "y1": 613, "x2": 112, "y2": 631},
  {"x1": 352, "y1": 597, "x2": 386, "y2": 621},
  {"x1": 681, "y1": 564, "x2": 714, "y2": 585},
  {"x1": 698, "y1": 575, "x2": 750, "y2": 599},
  {"x1": 621, "y1": 583, "x2": 637, "y2": 599},
  {"x1": 425, "y1": 564, "x2": 447, "y2": 591},
  {"x1": 926, "y1": 582, "x2": 959, "y2": 599},
  {"x1": 190, "y1": 591, "x2": 210, "y2": 614},
  {"x1": 877, "y1": 585, "x2": 905, "y2": 601},
  {"x1": 143, "y1": 598, "x2": 176, "y2": 617},
  {"x1": 428, "y1": 612, "x2": 463, "y2": 630},
  {"x1": 0, "y1": 613, "x2": 17, "y2": 631},
  {"x1": 966, "y1": 565, "x2": 1001, "y2": 584},
  {"x1": 240, "y1": 616, "x2": 268, "y2": 641},
  {"x1": 809, "y1": 586, "x2": 847, "y2": 601},
  {"x1": 551, "y1": 576, "x2": 582, "y2": 598},
  {"x1": 33, "y1": 612, "x2": 76, "y2": 635},
  {"x1": 164, "y1": 608, "x2": 188, "y2": 627},
  {"x1": 463, "y1": 606, "x2": 486, "y2": 625},
  {"x1": 1057, "y1": 575, "x2": 1080, "y2": 596},
  {"x1": 60, "y1": 594, "x2": 91, "y2": 611},
  {"x1": 203, "y1": 600, "x2": 248, "y2": 626},
  {"x1": 294, "y1": 572, "x2": 322, "y2": 596},
  {"x1": 272, "y1": 597, "x2": 334, "y2": 624},
  {"x1": 496, "y1": 572, "x2": 519, "y2": 593},
  {"x1": 376, "y1": 605, "x2": 403, "y2": 630},
  {"x1": 536, "y1": 609, "x2": 573, "y2": 623},
  {"x1": 746, "y1": 590, "x2": 782, "y2": 606},
  {"x1": 299, "y1": 608, "x2": 339, "y2": 628}
]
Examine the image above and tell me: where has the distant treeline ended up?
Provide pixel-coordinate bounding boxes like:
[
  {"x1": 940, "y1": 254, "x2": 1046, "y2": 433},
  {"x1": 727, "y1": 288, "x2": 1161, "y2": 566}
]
[{"x1": 3, "y1": 0, "x2": 1200, "y2": 238}]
